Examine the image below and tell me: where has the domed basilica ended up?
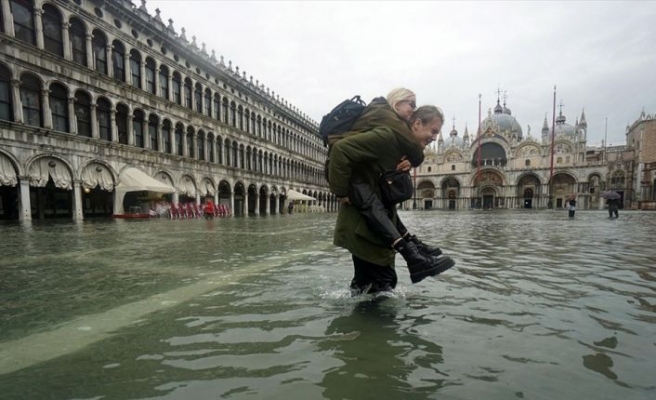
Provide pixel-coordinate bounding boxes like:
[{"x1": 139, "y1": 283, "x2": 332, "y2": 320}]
[{"x1": 411, "y1": 96, "x2": 626, "y2": 210}]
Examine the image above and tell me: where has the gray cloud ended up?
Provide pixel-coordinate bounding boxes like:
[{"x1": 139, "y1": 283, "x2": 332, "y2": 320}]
[{"x1": 144, "y1": 0, "x2": 656, "y2": 147}]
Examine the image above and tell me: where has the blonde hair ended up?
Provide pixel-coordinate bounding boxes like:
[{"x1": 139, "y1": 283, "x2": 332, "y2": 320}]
[
  {"x1": 409, "y1": 105, "x2": 444, "y2": 125},
  {"x1": 386, "y1": 88, "x2": 416, "y2": 112}
]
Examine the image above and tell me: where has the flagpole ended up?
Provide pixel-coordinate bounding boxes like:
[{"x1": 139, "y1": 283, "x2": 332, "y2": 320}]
[
  {"x1": 604, "y1": 117, "x2": 608, "y2": 162},
  {"x1": 476, "y1": 93, "x2": 482, "y2": 208},
  {"x1": 549, "y1": 85, "x2": 556, "y2": 209}
]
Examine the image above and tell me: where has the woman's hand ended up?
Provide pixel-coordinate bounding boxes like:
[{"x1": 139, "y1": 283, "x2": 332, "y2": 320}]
[{"x1": 396, "y1": 156, "x2": 411, "y2": 172}]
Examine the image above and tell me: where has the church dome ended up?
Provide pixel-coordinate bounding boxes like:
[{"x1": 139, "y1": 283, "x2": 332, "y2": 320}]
[
  {"x1": 554, "y1": 111, "x2": 576, "y2": 137},
  {"x1": 445, "y1": 125, "x2": 464, "y2": 149},
  {"x1": 481, "y1": 100, "x2": 523, "y2": 139}
]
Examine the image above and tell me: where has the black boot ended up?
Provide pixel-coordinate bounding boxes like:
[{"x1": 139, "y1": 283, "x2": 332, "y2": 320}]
[
  {"x1": 395, "y1": 241, "x2": 455, "y2": 284},
  {"x1": 408, "y1": 234, "x2": 442, "y2": 256}
]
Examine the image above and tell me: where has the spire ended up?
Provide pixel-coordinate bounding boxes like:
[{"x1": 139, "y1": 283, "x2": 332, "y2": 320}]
[
  {"x1": 556, "y1": 100, "x2": 566, "y2": 124},
  {"x1": 438, "y1": 131, "x2": 444, "y2": 143},
  {"x1": 463, "y1": 124, "x2": 469, "y2": 138},
  {"x1": 542, "y1": 114, "x2": 549, "y2": 133},
  {"x1": 494, "y1": 99, "x2": 503, "y2": 114},
  {"x1": 450, "y1": 117, "x2": 458, "y2": 137},
  {"x1": 579, "y1": 108, "x2": 587, "y2": 128}
]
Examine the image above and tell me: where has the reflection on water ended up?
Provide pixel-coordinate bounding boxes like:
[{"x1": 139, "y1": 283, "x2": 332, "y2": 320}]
[{"x1": 0, "y1": 210, "x2": 655, "y2": 399}]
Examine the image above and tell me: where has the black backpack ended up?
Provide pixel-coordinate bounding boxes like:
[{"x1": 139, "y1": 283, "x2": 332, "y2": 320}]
[{"x1": 319, "y1": 95, "x2": 367, "y2": 147}]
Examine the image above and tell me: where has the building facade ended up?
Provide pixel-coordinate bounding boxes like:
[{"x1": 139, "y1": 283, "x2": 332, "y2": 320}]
[
  {"x1": 0, "y1": 0, "x2": 334, "y2": 221},
  {"x1": 409, "y1": 98, "x2": 648, "y2": 211},
  {"x1": 626, "y1": 111, "x2": 656, "y2": 209}
]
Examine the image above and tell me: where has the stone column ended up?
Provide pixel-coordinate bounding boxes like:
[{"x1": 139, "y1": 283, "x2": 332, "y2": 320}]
[
  {"x1": 230, "y1": 192, "x2": 235, "y2": 217},
  {"x1": 245, "y1": 192, "x2": 250, "y2": 215},
  {"x1": 127, "y1": 115, "x2": 134, "y2": 146},
  {"x1": 34, "y1": 8, "x2": 44, "y2": 50},
  {"x1": 85, "y1": 33, "x2": 93, "y2": 68},
  {"x1": 19, "y1": 179, "x2": 31, "y2": 221},
  {"x1": 172, "y1": 191, "x2": 179, "y2": 205},
  {"x1": 167, "y1": 73, "x2": 173, "y2": 100},
  {"x1": 182, "y1": 133, "x2": 188, "y2": 157},
  {"x1": 170, "y1": 126, "x2": 177, "y2": 154},
  {"x1": 11, "y1": 79, "x2": 22, "y2": 123},
  {"x1": 123, "y1": 50, "x2": 130, "y2": 84},
  {"x1": 61, "y1": 22, "x2": 71, "y2": 60},
  {"x1": 41, "y1": 89, "x2": 52, "y2": 129},
  {"x1": 106, "y1": 44, "x2": 114, "y2": 78},
  {"x1": 73, "y1": 181, "x2": 83, "y2": 220},
  {"x1": 68, "y1": 97, "x2": 77, "y2": 134},
  {"x1": 90, "y1": 104, "x2": 98, "y2": 138},
  {"x1": 2, "y1": 0, "x2": 15, "y2": 36},
  {"x1": 110, "y1": 107, "x2": 117, "y2": 142},
  {"x1": 152, "y1": 60, "x2": 159, "y2": 95},
  {"x1": 139, "y1": 61, "x2": 146, "y2": 90},
  {"x1": 156, "y1": 122, "x2": 163, "y2": 152},
  {"x1": 274, "y1": 195, "x2": 279, "y2": 215}
]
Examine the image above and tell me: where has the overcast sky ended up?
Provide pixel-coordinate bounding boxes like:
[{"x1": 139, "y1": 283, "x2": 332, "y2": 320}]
[{"x1": 141, "y1": 1, "x2": 656, "y2": 148}]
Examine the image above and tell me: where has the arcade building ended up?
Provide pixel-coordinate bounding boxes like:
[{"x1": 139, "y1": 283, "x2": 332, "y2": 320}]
[{"x1": 0, "y1": 0, "x2": 334, "y2": 221}]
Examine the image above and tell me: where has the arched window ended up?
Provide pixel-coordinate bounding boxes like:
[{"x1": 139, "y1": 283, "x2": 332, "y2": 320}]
[
  {"x1": 197, "y1": 130, "x2": 205, "y2": 161},
  {"x1": 224, "y1": 139, "x2": 230, "y2": 166},
  {"x1": 175, "y1": 123, "x2": 183, "y2": 155},
  {"x1": 232, "y1": 142, "x2": 238, "y2": 167},
  {"x1": 145, "y1": 58, "x2": 156, "y2": 94},
  {"x1": 116, "y1": 104, "x2": 129, "y2": 144},
  {"x1": 186, "y1": 127, "x2": 194, "y2": 158},
  {"x1": 204, "y1": 89, "x2": 211, "y2": 116},
  {"x1": 74, "y1": 91, "x2": 91, "y2": 137},
  {"x1": 97, "y1": 98, "x2": 111, "y2": 141},
  {"x1": 217, "y1": 137, "x2": 223, "y2": 164},
  {"x1": 172, "y1": 72, "x2": 181, "y2": 104},
  {"x1": 69, "y1": 18, "x2": 87, "y2": 67},
  {"x1": 244, "y1": 110, "x2": 250, "y2": 133},
  {"x1": 49, "y1": 83, "x2": 68, "y2": 132},
  {"x1": 20, "y1": 74, "x2": 41, "y2": 127},
  {"x1": 92, "y1": 30, "x2": 107, "y2": 75},
  {"x1": 133, "y1": 110, "x2": 145, "y2": 148},
  {"x1": 162, "y1": 120, "x2": 172, "y2": 153},
  {"x1": 0, "y1": 64, "x2": 13, "y2": 121},
  {"x1": 42, "y1": 5, "x2": 63, "y2": 57},
  {"x1": 208, "y1": 133, "x2": 215, "y2": 162},
  {"x1": 611, "y1": 170, "x2": 625, "y2": 187},
  {"x1": 112, "y1": 41, "x2": 125, "y2": 82},
  {"x1": 194, "y1": 83, "x2": 202, "y2": 113},
  {"x1": 238, "y1": 105, "x2": 243, "y2": 130},
  {"x1": 158, "y1": 65, "x2": 169, "y2": 100},
  {"x1": 184, "y1": 78, "x2": 192, "y2": 109},
  {"x1": 213, "y1": 94, "x2": 220, "y2": 121},
  {"x1": 11, "y1": 0, "x2": 35, "y2": 45},
  {"x1": 221, "y1": 98, "x2": 228, "y2": 123},
  {"x1": 129, "y1": 50, "x2": 141, "y2": 89},
  {"x1": 148, "y1": 114, "x2": 158, "y2": 151},
  {"x1": 230, "y1": 102, "x2": 237, "y2": 127},
  {"x1": 239, "y1": 145, "x2": 245, "y2": 169}
]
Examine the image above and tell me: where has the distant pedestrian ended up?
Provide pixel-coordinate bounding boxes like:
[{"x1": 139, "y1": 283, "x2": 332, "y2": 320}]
[
  {"x1": 203, "y1": 199, "x2": 215, "y2": 219},
  {"x1": 287, "y1": 202, "x2": 294, "y2": 214},
  {"x1": 607, "y1": 198, "x2": 619, "y2": 218},
  {"x1": 566, "y1": 198, "x2": 576, "y2": 217}
]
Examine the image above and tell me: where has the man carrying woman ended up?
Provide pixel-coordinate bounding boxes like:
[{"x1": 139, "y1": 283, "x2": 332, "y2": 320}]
[{"x1": 328, "y1": 88, "x2": 455, "y2": 294}]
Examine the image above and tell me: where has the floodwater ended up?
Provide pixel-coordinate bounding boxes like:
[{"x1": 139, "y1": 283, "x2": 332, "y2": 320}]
[{"x1": 0, "y1": 210, "x2": 655, "y2": 400}]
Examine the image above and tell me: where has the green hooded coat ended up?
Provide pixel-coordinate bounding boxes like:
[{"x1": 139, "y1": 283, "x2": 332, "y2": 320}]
[{"x1": 329, "y1": 98, "x2": 425, "y2": 267}]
